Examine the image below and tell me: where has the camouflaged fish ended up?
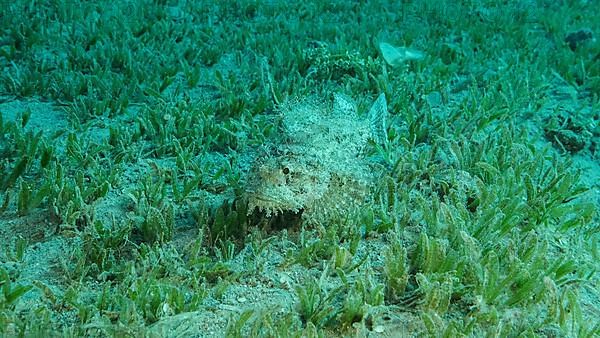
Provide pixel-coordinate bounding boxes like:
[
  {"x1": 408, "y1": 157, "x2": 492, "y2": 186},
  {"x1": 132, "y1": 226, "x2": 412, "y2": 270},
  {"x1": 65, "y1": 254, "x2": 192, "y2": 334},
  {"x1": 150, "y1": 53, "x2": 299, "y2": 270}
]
[{"x1": 245, "y1": 93, "x2": 388, "y2": 226}]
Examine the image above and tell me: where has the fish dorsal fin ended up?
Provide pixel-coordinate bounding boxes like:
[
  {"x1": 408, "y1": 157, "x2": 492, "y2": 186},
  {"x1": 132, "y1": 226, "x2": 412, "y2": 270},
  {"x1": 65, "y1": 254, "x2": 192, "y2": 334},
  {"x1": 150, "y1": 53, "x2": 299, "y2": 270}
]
[
  {"x1": 368, "y1": 93, "x2": 388, "y2": 145},
  {"x1": 332, "y1": 93, "x2": 357, "y2": 117}
]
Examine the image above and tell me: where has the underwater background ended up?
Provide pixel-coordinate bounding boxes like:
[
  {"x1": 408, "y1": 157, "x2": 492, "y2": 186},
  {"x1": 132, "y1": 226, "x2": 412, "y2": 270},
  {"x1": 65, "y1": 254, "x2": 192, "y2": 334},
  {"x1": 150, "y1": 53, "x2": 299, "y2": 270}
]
[{"x1": 0, "y1": 0, "x2": 599, "y2": 336}]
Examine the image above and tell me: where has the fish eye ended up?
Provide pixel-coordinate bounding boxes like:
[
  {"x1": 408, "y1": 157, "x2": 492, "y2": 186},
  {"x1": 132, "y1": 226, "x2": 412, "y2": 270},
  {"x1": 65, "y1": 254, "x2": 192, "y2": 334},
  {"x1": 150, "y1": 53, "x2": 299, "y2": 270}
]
[{"x1": 282, "y1": 167, "x2": 290, "y2": 175}]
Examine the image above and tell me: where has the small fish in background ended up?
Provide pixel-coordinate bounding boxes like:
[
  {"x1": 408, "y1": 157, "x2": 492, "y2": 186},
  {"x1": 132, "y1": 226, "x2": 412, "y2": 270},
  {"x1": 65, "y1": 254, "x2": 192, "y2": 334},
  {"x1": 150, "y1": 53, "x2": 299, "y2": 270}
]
[
  {"x1": 245, "y1": 93, "x2": 390, "y2": 229},
  {"x1": 379, "y1": 42, "x2": 425, "y2": 67}
]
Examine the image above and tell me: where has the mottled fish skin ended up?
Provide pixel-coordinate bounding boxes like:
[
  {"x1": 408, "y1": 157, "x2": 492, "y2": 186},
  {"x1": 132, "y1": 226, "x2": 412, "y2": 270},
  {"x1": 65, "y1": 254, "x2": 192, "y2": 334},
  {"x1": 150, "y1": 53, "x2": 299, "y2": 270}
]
[{"x1": 245, "y1": 93, "x2": 384, "y2": 225}]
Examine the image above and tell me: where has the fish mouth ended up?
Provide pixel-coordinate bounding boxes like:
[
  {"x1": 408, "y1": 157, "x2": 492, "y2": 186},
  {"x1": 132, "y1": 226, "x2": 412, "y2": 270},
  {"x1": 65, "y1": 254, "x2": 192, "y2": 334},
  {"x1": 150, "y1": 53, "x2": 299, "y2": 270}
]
[{"x1": 246, "y1": 190, "x2": 303, "y2": 217}]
